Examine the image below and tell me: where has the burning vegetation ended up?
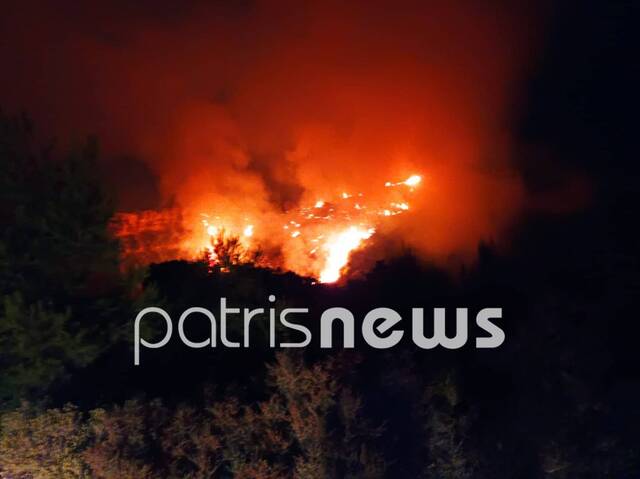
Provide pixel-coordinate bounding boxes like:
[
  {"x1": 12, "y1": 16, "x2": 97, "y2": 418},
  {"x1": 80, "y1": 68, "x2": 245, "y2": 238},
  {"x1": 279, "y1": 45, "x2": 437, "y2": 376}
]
[
  {"x1": 112, "y1": 174, "x2": 423, "y2": 282},
  {"x1": 2, "y1": 1, "x2": 539, "y2": 282}
]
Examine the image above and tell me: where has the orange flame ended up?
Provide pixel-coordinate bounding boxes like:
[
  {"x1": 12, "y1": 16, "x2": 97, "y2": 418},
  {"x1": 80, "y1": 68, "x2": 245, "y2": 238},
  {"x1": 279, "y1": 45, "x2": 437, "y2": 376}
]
[
  {"x1": 319, "y1": 226, "x2": 375, "y2": 283},
  {"x1": 112, "y1": 173, "x2": 423, "y2": 282}
]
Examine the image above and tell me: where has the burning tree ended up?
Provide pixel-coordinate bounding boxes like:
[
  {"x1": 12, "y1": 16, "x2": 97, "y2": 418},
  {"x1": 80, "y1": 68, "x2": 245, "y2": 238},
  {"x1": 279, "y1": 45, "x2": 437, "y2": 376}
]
[{"x1": 203, "y1": 228, "x2": 263, "y2": 273}]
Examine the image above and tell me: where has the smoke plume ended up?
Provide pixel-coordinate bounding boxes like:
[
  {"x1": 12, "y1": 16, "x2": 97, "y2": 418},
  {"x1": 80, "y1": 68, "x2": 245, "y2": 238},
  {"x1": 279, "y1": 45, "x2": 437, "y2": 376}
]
[{"x1": 0, "y1": 0, "x2": 542, "y2": 273}]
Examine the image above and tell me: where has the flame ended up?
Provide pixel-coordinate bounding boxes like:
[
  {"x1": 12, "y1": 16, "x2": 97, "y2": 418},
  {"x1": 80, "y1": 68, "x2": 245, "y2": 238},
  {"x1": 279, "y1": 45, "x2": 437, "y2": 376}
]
[
  {"x1": 385, "y1": 174, "x2": 422, "y2": 188},
  {"x1": 319, "y1": 226, "x2": 375, "y2": 283},
  {"x1": 404, "y1": 175, "x2": 422, "y2": 187},
  {"x1": 111, "y1": 173, "x2": 423, "y2": 282}
]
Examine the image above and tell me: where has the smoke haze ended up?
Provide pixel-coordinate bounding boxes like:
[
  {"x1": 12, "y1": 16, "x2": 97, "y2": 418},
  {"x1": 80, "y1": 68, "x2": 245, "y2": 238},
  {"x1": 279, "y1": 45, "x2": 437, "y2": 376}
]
[{"x1": 1, "y1": 0, "x2": 544, "y2": 268}]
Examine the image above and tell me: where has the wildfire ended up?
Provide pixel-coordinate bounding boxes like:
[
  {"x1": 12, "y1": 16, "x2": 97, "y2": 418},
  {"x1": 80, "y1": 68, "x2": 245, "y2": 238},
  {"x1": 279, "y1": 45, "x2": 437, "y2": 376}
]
[{"x1": 111, "y1": 173, "x2": 423, "y2": 283}]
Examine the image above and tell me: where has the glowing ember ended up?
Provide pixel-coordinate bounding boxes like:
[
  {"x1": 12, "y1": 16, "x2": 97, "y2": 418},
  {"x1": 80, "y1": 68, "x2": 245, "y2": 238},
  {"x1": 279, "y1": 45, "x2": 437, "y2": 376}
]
[
  {"x1": 319, "y1": 227, "x2": 375, "y2": 283},
  {"x1": 404, "y1": 174, "x2": 422, "y2": 187},
  {"x1": 385, "y1": 174, "x2": 422, "y2": 188},
  {"x1": 243, "y1": 224, "x2": 254, "y2": 237}
]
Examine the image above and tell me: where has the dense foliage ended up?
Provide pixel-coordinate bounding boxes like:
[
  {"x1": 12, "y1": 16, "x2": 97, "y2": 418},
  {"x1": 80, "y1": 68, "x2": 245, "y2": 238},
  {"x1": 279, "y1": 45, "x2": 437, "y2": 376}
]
[{"x1": 0, "y1": 114, "x2": 161, "y2": 408}]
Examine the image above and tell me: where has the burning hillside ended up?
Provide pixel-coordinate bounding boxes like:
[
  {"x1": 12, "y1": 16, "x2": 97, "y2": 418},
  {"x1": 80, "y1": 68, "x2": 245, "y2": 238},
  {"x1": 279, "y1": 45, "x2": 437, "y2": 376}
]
[
  {"x1": 2, "y1": 1, "x2": 540, "y2": 280},
  {"x1": 112, "y1": 174, "x2": 423, "y2": 282}
]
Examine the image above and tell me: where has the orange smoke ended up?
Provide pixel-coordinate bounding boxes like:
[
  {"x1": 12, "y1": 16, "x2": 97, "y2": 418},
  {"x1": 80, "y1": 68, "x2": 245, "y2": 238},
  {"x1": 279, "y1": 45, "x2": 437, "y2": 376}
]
[{"x1": 1, "y1": 0, "x2": 542, "y2": 277}]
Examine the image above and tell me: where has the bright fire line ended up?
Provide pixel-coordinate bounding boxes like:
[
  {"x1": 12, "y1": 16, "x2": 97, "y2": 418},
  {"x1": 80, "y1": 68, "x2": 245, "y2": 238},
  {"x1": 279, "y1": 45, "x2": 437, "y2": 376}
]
[{"x1": 319, "y1": 226, "x2": 375, "y2": 283}]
